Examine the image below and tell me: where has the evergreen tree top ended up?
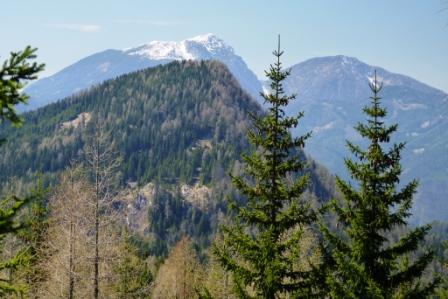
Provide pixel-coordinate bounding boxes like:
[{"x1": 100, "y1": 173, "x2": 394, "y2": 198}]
[
  {"x1": 215, "y1": 36, "x2": 320, "y2": 298},
  {"x1": 322, "y1": 71, "x2": 439, "y2": 298}
]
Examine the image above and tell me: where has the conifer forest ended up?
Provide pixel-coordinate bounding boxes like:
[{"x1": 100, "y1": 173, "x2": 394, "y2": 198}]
[{"x1": 0, "y1": 1, "x2": 447, "y2": 298}]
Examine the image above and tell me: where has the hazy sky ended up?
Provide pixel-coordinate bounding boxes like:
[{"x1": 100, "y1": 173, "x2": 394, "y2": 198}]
[{"x1": 1, "y1": 0, "x2": 447, "y2": 92}]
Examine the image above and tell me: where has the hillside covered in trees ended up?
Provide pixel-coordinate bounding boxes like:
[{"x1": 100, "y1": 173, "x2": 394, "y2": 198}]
[
  {"x1": 0, "y1": 58, "x2": 336, "y2": 273},
  {"x1": 0, "y1": 50, "x2": 446, "y2": 297},
  {"x1": 0, "y1": 60, "x2": 333, "y2": 192}
]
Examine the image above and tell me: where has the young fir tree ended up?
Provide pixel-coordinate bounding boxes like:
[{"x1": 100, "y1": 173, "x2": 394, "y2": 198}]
[
  {"x1": 0, "y1": 46, "x2": 44, "y2": 295},
  {"x1": 321, "y1": 72, "x2": 438, "y2": 298},
  {"x1": 213, "y1": 37, "x2": 317, "y2": 298}
]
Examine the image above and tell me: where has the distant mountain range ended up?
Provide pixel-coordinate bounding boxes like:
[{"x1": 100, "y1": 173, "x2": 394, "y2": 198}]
[
  {"x1": 280, "y1": 55, "x2": 448, "y2": 224},
  {"x1": 23, "y1": 33, "x2": 262, "y2": 111},
  {"x1": 21, "y1": 34, "x2": 448, "y2": 223}
]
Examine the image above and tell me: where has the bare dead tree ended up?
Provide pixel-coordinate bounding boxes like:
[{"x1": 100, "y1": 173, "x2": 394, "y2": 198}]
[
  {"x1": 39, "y1": 166, "x2": 93, "y2": 298},
  {"x1": 152, "y1": 237, "x2": 204, "y2": 299},
  {"x1": 83, "y1": 120, "x2": 121, "y2": 299}
]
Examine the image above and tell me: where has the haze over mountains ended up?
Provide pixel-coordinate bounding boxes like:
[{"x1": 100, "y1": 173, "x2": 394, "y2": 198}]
[{"x1": 21, "y1": 34, "x2": 448, "y2": 223}]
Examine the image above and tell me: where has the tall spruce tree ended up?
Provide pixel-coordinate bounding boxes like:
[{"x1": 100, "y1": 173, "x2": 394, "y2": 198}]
[
  {"x1": 321, "y1": 72, "x2": 438, "y2": 298},
  {"x1": 213, "y1": 37, "x2": 317, "y2": 298},
  {"x1": 0, "y1": 46, "x2": 44, "y2": 295}
]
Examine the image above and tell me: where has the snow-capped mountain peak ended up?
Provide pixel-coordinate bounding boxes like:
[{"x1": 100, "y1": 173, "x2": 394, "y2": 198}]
[
  {"x1": 187, "y1": 33, "x2": 232, "y2": 53},
  {"x1": 123, "y1": 33, "x2": 232, "y2": 61},
  {"x1": 124, "y1": 40, "x2": 195, "y2": 60}
]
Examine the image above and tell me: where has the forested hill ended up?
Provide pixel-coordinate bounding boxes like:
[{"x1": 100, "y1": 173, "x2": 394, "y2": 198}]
[
  {"x1": 1, "y1": 60, "x2": 256, "y2": 185},
  {"x1": 0, "y1": 60, "x2": 335, "y2": 254}
]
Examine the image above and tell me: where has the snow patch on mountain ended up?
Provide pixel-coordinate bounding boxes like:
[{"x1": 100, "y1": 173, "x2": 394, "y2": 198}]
[
  {"x1": 367, "y1": 75, "x2": 392, "y2": 87},
  {"x1": 189, "y1": 33, "x2": 231, "y2": 53},
  {"x1": 125, "y1": 40, "x2": 196, "y2": 60},
  {"x1": 393, "y1": 99, "x2": 426, "y2": 111},
  {"x1": 97, "y1": 62, "x2": 111, "y2": 73},
  {"x1": 124, "y1": 33, "x2": 233, "y2": 61}
]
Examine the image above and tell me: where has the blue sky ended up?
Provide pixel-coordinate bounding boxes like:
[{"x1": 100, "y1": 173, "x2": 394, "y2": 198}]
[{"x1": 1, "y1": 0, "x2": 447, "y2": 92}]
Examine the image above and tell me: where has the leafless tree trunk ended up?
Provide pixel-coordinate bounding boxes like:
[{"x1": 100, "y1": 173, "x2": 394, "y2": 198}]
[
  {"x1": 93, "y1": 132, "x2": 100, "y2": 299},
  {"x1": 35, "y1": 119, "x2": 122, "y2": 298},
  {"x1": 38, "y1": 166, "x2": 93, "y2": 298},
  {"x1": 68, "y1": 220, "x2": 74, "y2": 299},
  {"x1": 83, "y1": 121, "x2": 121, "y2": 299}
]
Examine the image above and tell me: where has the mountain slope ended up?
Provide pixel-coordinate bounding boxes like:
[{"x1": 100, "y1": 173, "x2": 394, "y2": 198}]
[
  {"x1": 23, "y1": 34, "x2": 262, "y2": 111},
  {"x1": 1, "y1": 60, "x2": 335, "y2": 255},
  {"x1": 279, "y1": 55, "x2": 448, "y2": 223}
]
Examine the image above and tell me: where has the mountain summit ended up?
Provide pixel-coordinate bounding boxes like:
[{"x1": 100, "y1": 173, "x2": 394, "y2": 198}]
[
  {"x1": 124, "y1": 33, "x2": 233, "y2": 60},
  {"x1": 23, "y1": 34, "x2": 262, "y2": 111}
]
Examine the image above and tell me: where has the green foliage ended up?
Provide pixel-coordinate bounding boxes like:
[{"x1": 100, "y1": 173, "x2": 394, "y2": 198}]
[
  {"x1": 0, "y1": 60, "x2": 336, "y2": 262},
  {"x1": 0, "y1": 46, "x2": 44, "y2": 127},
  {"x1": 148, "y1": 186, "x2": 211, "y2": 257},
  {"x1": 214, "y1": 38, "x2": 318, "y2": 298},
  {"x1": 0, "y1": 60, "x2": 258, "y2": 188},
  {"x1": 0, "y1": 46, "x2": 44, "y2": 296},
  {"x1": 0, "y1": 194, "x2": 33, "y2": 295},
  {"x1": 0, "y1": 58, "x2": 336, "y2": 270},
  {"x1": 14, "y1": 179, "x2": 49, "y2": 295},
  {"x1": 321, "y1": 72, "x2": 439, "y2": 298},
  {"x1": 0, "y1": 60, "x2": 260, "y2": 261}
]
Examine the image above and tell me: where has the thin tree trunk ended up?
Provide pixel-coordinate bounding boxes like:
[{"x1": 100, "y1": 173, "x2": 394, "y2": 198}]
[
  {"x1": 94, "y1": 134, "x2": 100, "y2": 299},
  {"x1": 94, "y1": 200, "x2": 99, "y2": 299},
  {"x1": 69, "y1": 220, "x2": 74, "y2": 299}
]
